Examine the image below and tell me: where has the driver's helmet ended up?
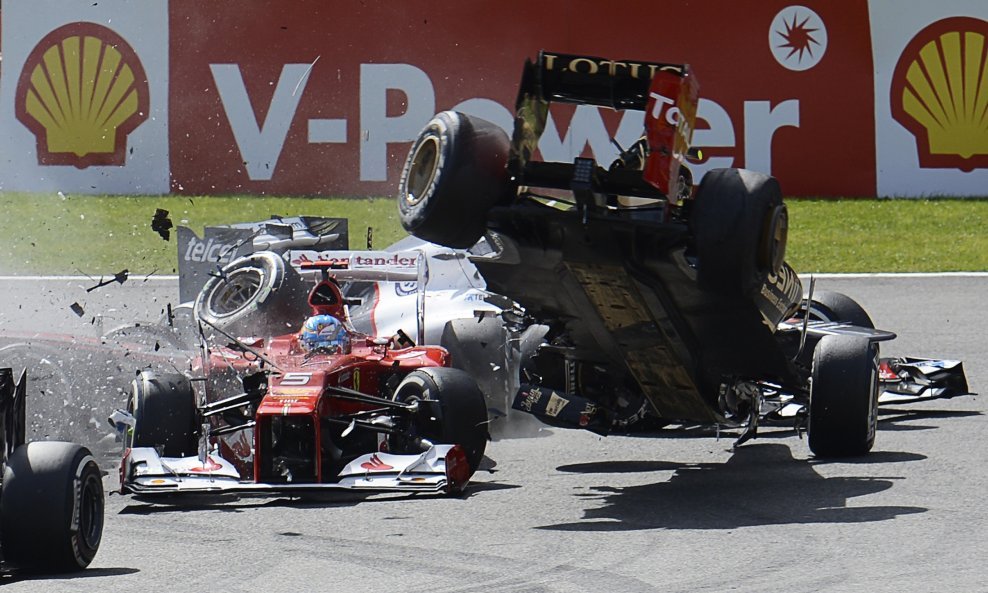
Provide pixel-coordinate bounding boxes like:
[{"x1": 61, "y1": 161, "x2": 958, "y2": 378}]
[{"x1": 300, "y1": 315, "x2": 350, "y2": 353}]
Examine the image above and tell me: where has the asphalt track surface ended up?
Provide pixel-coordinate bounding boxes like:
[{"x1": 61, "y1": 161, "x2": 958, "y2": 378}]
[{"x1": 0, "y1": 275, "x2": 984, "y2": 592}]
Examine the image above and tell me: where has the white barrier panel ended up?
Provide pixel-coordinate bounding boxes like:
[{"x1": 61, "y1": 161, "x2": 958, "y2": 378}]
[
  {"x1": 870, "y1": 0, "x2": 987, "y2": 197},
  {"x1": 0, "y1": 0, "x2": 170, "y2": 194}
]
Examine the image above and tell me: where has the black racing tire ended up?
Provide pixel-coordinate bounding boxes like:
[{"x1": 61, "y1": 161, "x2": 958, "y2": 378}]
[
  {"x1": 391, "y1": 367, "x2": 489, "y2": 474},
  {"x1": 398, "y1": 111, "x2": 510, "y2": 248},
  {"x1": 808, "y1": 335, "x2": 879, "y2": 458},
  {"x1": 128, "y1": 371, "x2": 198, "y2": 457},
  {"x1": 0, "y1": 442, "x2": 104, "y2": 572},
  {"x1": 801, "y1": 290, "x2": 875, "y2": 329},
  {"x1": 194, "y1": 251, "x2": 307, "y2": 338},
  {"x1": 691, "y1": 168, "x2": 788, "y2": 296}
]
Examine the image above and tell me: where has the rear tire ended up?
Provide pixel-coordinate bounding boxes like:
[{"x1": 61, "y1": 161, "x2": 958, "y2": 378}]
[
  {"x1": 809, "y1": 335, "x2": 879, "y2": 457},
  {"x1": 129, "y1": 371, "x2": 198, "y2": 457},
  {"x1": 398, "y1": 111, "x2": 510, "y2": 248},
  {"x1": 391, "y1": 367, "x2": 489, "y2": 473},
  {"x1": 692, "y1": 168, "x2": 788, "y2": 296},
  {"x1": 194, "y1": 251, "x2": 307, "y2": 338},
  {"x1": 0, "y1": 442, "x2": 104, "y2": 572}
]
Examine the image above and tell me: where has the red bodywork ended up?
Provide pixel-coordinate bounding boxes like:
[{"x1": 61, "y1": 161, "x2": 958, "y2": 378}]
[
  {"x1": 198, "y1": 273, "x2": 449, "y2": 481},
  {"x1": 643, "y1": 66, "x2": 699, "y2": 199}
]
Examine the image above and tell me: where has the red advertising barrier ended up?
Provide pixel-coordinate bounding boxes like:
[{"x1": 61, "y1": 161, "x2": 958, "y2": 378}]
[{"x1": 168, "y1": 0, "x2": 876, "y2": 197}]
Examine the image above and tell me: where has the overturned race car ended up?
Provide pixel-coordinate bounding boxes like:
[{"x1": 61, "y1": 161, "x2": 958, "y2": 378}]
[{"x1": 396, "y1": 51, "x2": 970, "y2": 457}]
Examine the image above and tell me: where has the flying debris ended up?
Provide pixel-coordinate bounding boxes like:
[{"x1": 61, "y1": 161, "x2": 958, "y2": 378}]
[
  {"x1": 86, "y1": 270, "x2": 130, "y2": 293},
  {"x1": 151, "y1": 208, "x2": 174, "y2": 241}
]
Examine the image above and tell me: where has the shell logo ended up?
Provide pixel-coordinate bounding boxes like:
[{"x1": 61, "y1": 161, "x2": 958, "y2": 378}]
[
  {"x1": 15, "y1": 22, "x2": 149, "y2": 169},
  {"x1": 890, "y1": 17, "x2": 988, "y2": 172}
]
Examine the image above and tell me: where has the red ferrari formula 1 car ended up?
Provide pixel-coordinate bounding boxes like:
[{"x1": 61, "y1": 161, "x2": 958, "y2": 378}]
[{"x1": 113, "y1": 259, "x2": 489, "y2": 498}]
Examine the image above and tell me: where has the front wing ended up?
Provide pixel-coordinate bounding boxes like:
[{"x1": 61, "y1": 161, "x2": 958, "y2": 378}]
[
  {"x1": 765, "y1": 356, "x2": 971, "y2": 421},
  {"x1": 878, "y1": 357, "x2": 970, "y2": 404},
  {"x1": 121, "y1": 445, "x2": 468, "y2": 497}
]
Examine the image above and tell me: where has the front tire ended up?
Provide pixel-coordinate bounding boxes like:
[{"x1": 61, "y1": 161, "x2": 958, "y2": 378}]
[
  {"x1": 809, "y1": 335, "x2": 879, "y2": 457},
  {"x1": 398, "y1": 111, "x2": 510, "y2": 248},
  {"x1": 391, "y1": 367, "x2": 489, "y2": 473},
  {"x1": 0, "y1": 442, "x2": 104, "y2": 572},
  {"x1": 129, "y1": 371, "x2": 198, "y2": 457}
]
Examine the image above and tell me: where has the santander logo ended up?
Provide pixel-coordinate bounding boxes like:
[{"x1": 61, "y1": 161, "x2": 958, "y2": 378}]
[
  {"x1": 890, "y1": 16, "x2": 988, "y2": 172},
  {"x1": 15, "y1": 22, "x2": 149, "y2": 168}
]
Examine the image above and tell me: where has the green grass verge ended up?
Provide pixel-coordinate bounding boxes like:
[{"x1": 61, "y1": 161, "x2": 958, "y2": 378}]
[
  {"x1": 0, "y1": 193, "x2": 407, "y2": 276},
  {"x1": 0, "y1": 193, "x2": 985, "y2": 275},
  {"x1": 787, "y1": 199, "x2": 988, "y2": 273}
]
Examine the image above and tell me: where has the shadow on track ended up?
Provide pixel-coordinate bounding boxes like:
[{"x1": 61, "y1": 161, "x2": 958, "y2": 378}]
[
  {"x1": 540, "y1": 443, "x2": 927, "y2": 532},
  {"x1": 0, "y1": 567, "x2": 140, "y2": 583},
  {"x1": 877, "y1": 408, "x2": 981, "y2": 432}
]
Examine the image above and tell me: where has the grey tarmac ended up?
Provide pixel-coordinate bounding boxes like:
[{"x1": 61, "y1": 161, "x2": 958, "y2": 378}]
[{"x1": 0, "y1": 275, "x2": 984, "y2": 592}]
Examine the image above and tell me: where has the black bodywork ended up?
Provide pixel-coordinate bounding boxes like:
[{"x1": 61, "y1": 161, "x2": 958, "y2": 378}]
[
  {"x1": 398, "y1": 51, "x2": 898, "y2": 436},
  {"x1": 477, "y1": 207, "x2": 808, "y2": 424}
]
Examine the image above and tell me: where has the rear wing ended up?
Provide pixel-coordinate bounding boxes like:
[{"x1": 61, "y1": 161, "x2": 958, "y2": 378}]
[
  {"x1": 176, "y1": 216, "x2": 348, "y2": 303},
  {"x1": 511, "y1": 51, "x2": 699, "y2": 198},
  {"x1": 294, "y1": 250, "x2": 422, "y2": 283}
]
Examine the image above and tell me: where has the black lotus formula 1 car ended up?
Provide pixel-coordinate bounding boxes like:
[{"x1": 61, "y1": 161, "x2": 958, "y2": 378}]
[{"x1": 396, "y1": 51, "x2": 969, "y2": 457}]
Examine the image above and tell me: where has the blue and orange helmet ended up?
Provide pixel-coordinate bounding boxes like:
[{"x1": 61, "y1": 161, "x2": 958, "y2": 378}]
[{"x1": 300, "y1": 315, "x2": 350, "y2": 353}]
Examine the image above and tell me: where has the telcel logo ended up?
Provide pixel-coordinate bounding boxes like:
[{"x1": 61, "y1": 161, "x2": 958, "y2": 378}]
[
  {"x1": 183, "y1": 238, "x2": 238, "y2": 263},
  {"x1": 15, "y1": 22, "x2": 149, "y2": 168},
  {"x1": 891, "y1": 17, "x2": 988, "y2": 172}
]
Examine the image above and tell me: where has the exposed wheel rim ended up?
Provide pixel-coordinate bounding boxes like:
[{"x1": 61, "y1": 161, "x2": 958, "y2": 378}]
[
  {"x1": 404, "y1": 135, "x2": 440, "y2": 207},
  {"x1": 759, "y1": 204, "x2": 788, "y2": 273},
  {"x1": 205, "y1": 267, "x2": 263, "y2": 317},
  {"x1": 397, "y1": 393, "x2": 438, "y2": 446}
]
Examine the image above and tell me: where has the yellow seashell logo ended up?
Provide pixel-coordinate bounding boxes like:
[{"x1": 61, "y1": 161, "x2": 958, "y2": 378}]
[
  {"x1": 891, "y1": 17, "x2": 988, "y2": 172},
  {"x1": 15, "y1": 22, "x2": 149, "y2": 169}
]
